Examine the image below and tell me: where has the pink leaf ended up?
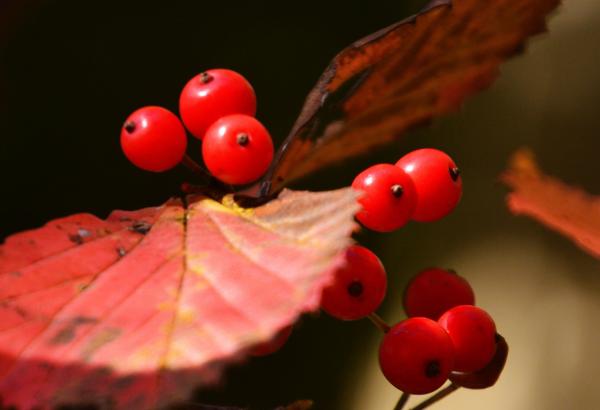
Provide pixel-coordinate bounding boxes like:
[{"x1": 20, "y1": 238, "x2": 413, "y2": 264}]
[{"x1": 0, "y1": 188, "x2": 358, "y2": 409}]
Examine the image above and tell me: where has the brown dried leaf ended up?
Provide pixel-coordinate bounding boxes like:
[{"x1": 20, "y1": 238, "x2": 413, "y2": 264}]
[{"x1": 262, "y1": 0, "x2": 560, "y2": 193}]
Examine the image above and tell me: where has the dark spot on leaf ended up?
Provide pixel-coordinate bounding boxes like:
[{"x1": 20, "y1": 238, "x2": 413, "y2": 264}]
[
  {"x1": 77, "y1": 283, "x2": 90, "y2": 293},
  {"x1": 119, "y1": 216, "x2": 132, "y2": 222},
  {"x1": 49, "y1": 316, "x2": 98, "y2": 346},
  {"x1": 131, "y1": 221, "x2": 151, "y2": 235},
  {"x1": 10, "y1": 271, "x2": 22, "y2": 277},
  {"x1": 116, "y1": 247, "x2": 126, "y2": 257},
  {"x1": 80, "y1": 327, "x2": 122, "y2": 362},
  {"x1": 114, "y1": 375, "x2": 136, "y2": 390},
  {"x1": 40, "y1": 362, "x2": 52, "y2": 370},
  {"x1": 14, "y1": 306, "x2": 28, "y2": 319},
  {"x1": 68, "y1": 234, "x2": 84, "y2": 245},
  {"x1": 1, "y1": 302, "x2": 29, "y2": 319}
]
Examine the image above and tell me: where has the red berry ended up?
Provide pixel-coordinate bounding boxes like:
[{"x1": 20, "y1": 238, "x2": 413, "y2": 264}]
[
  {"x1": 395, "y1": 148, "x2": 462, "y2": 222},
  {"x1": 379, "y1": 318, "x2": 455, "y2": 394},
  {"x1": 250, "y1": 326, "x2": 293, "y2": 357},
  {"x1": 351, "y1": 164, "x2": 417, "y2": 232},
  {"x1": 321, "y1": 245, "x2": 387, "y2": 320},
  {"x1": 120, "y1": 106, "x2": 187, "y2": 172},
  {"x1": 404, "y1": 268, "x2": 475, "y2": 320},
  {"x1": 438, "y1": 305, "x2": 497, "y2": 373},
  {"x1": 179, "y1": 69, "x2": 256, "y2": 139},
  {"x1": 202, "y1": 114, "x2": 274, "y2": 185}
]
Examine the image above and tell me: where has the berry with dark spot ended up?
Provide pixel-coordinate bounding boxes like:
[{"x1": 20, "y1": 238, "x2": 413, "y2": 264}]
[
  {"x1": 438, "y1": 305, "x2": 497, "y2": 373},
  {"x1": 352, "y1": 164, "x2": 417, "y2": 232},
  {"x1": 395, "y1": 148, "x2": 463, "y2": 222},
  {"x1": 320, "y1": 245, "x2": 387, "y2": 320},
  {"x1": 404, "y1": 267, "x2": 475, "y2": 320},
  {"x1": 179, "y1": 69, "x2": 256, "y2": 139},
  {"x1": 202, "y1": 114, "x2": 274, "y2": 185},
  {"x1": 379, "y1": 317, "x2": 455, "y2": 394},
  {"x1": 120, "y1": 106, "x2": 187, "y2": 172}
]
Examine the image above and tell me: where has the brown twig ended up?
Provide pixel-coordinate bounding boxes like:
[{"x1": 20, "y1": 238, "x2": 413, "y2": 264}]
[
  {"x1": 394, "y1": 392, "x2": 410, "y2": 410},
  {"x1": 367, "y1": 313, "x2": 391, "y2": 333},
  {"x1": 181, "y1": 154, "x2": 208, "y2": 177},
  {"x1": 410, "y1": 383, "x2": 460, "y2": 410}
]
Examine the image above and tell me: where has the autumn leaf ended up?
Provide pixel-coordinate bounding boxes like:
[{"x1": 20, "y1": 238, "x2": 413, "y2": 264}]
[
  {"x1": 501, "y1": 148, "x2": 600, "y2": 260},
  {"x1": 260, "y1": 0, "x2": 560, "y2": 194},
  {"x1": 0, "y1": 188, "x2": 358, "y2": 409}
]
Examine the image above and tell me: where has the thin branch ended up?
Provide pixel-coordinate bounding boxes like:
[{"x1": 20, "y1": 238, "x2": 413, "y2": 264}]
[
  {"x1": 410, "y1": 383, "x2": 460, "y2": 410},
  {"x1": 181, "y1": 154, "x2": 209, "y2": 177},
  {"x1": 394, "y1": 392, "x2": 410, "y2": 410},
  {"x1": 367, "y1": 312, "x2": 391, "y2": 333}
]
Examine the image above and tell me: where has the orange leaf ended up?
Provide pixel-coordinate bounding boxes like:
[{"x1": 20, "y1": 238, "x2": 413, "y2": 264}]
[
  {"x1": 261, "y1": 0, "x2": 560, "y2": 194},
  {"x1": 501, "y1": 149, "x2": 600, "y2": 259},
  {"x1": 0, "y1": 188, "x2": 358, "y2": 409}
]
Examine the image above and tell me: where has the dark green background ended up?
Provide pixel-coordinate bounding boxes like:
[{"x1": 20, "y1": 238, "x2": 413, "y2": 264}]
[{"x1": 2, "y1": 1, "x2": 600, "y2": 409}]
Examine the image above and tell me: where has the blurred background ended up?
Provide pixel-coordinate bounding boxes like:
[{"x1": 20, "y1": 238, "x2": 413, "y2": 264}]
[{"x1": 1, "y1": 0, "x2": 599, "y2": 409}]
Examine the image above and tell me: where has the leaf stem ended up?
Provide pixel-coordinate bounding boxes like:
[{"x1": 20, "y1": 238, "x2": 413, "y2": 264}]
[
  {"x1": 368, "y1": 312, "x2": 391, "y2": 333},
  {"x1": 394, "y1": 392, "x2": 410, "y2": 410},
  {"x1": 409, "y1": 383, "x2": 460, "y2": 410}
]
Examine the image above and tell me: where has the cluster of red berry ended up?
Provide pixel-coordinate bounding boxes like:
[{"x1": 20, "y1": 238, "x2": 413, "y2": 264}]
[
  {"x1": 325, "y1": 253, "x2": 498, "y2": 396},
  {"x1": 333, "y1": 149, "x2": 499, "y2": 399},
  {"x1": 120, "y1": 69, "x2": 274, "y2": 185},
  {"x1": 383, "y1": 269, "x2": 497, "y2": 394},
  {"x1": 251, "y1": 247, "x2": 499, "y2": 398},
  {"x1": 353, "y1": 148, "x2": 463, "y2": 231}
]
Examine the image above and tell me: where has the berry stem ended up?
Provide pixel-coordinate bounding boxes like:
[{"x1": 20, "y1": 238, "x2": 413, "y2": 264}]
[
  {"x1": 368, "y1": 312, "x2": 391, "y2": 333},
  {"x1": 181, "y1": 154, "x2": 208, "y2": 177},
  {"x1": 409, "y1": 383, "x2": 460, "y2": 410},
  {"x1": 394, "y1": 392, "x2": 410, "y2": 410}
]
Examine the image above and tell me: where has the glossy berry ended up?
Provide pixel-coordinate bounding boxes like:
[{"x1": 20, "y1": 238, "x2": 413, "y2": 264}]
[
  {"x1": 250, "y1": 326, "x2": 293, "y2": 357},
  {"x1": 395, "y1": 148, "x2": 462, "y2": 222},
  {"x1": 352, "y1": 164, "x2": 417, "y2": 232},
  {"x1": 179, "y1": 69, "x2": 257, "y2": 139},
  {"x1": 379, "y1": 318, "x2": 455, "y2": 394},
  {"x1": 438, "y1": 305, "x2": 497, "y2": 373},
  {"x1": 404, "y1": 268, "x2": 475, "y2": 320},
  {"x1": 120, "y1": 106, "x2": 187, "y2": 172},
  {"x1": 202, "y1": 114, "x2": 274, "y2": 185},
  {"x1": 321, "y1": 245, "x2": 387, "y2": 320}
]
